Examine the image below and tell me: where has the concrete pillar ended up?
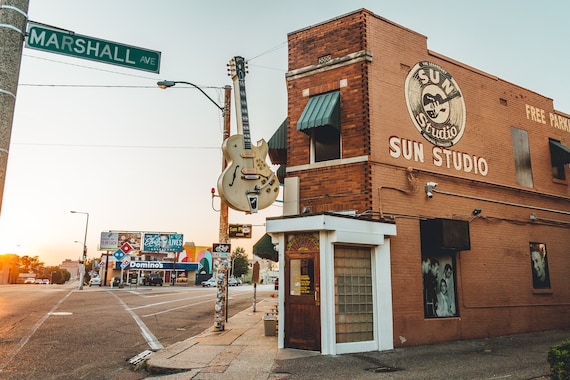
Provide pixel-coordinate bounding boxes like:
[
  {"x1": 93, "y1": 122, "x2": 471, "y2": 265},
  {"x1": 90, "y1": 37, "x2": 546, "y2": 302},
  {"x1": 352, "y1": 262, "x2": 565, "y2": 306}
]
[{"x1": 0, "y1": 0, "x2": 29, "y2": 215}]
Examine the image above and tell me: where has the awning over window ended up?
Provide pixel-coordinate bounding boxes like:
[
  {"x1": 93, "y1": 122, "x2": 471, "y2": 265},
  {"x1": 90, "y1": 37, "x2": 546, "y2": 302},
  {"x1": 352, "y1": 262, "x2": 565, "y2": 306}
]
[
  {"x1": 297, "y1": 91, "x2": 340, "y2": 133},
  {"x1": 268, "y1": 118, "x2": 287, "y2": 151},
  {"x1": 549, "y1": 139, "x2": 570, "y2": 165},
  {"x1": 253, "y1": 233, "x2": 277, "y2": 261}
]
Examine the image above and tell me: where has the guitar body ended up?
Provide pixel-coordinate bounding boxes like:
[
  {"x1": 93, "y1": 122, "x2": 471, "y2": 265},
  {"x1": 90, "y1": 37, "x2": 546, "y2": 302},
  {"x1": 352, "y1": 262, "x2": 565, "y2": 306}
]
[{"x1": 218, "y1": 134, "x2": 279, "y2": 212}]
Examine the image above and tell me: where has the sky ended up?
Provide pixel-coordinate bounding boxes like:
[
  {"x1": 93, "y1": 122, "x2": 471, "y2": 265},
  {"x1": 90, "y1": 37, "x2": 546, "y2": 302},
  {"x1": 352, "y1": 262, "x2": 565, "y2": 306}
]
[{"x1": 1, "y1": 0, "x2": 569, "y2": 266}]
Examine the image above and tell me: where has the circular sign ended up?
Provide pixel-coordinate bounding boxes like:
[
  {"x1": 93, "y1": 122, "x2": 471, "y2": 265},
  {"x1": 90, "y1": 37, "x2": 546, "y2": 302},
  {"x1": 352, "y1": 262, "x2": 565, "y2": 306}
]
[{"x1": 405, "y1": 61, "x2": 466, "y2": 147}]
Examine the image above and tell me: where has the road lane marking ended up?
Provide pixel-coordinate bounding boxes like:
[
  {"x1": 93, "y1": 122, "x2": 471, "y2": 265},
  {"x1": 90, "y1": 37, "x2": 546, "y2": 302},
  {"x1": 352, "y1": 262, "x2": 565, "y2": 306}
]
[
  {"x1": 127, "y1": 294, "x2": 212, "y2": 310},
  {"x1": 142, "y1": 298, "x2": 215, "y2": 317},
  {"x1": 110, "y1": 292, "x2": 164, "y2": 350}
]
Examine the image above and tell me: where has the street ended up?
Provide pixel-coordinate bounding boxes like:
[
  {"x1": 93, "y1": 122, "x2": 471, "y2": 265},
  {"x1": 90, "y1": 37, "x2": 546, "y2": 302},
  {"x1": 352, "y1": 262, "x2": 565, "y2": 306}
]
[{"x1": 0, "y1": 282, "x2": 276, "y2": 379}]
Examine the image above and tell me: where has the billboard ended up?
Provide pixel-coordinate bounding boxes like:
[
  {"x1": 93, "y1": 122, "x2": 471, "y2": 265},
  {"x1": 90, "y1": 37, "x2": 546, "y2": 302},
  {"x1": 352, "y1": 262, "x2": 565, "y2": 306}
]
[
  {"x1": 143, "y1": 233, "x2": 183, "y2": 252},
  {"x1": 100, "y1": 231, "x2": 141, "y2": 251}
]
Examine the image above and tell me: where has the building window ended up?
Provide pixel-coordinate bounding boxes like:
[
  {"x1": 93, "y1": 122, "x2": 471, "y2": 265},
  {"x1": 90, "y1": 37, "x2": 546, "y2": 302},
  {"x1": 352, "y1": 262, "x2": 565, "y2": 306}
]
[
  {"x1": 549, "y1": 138, "x2": 570, "y2": 180},
  {"x1": 312, "y1": 126, "x2": 341, "y2": 162},
  {"x1": 511, "y1": 127, "x2": 534, "y2": 188},
  {"x1": 334, "y1": 246, "x2": 373, "y2": 343},
  {"x1": 422, "y1": 255, "x2": 458, "y2": 318},
  {"x1": 297, "y1": 90, "x2": 341, "y2": 163}
]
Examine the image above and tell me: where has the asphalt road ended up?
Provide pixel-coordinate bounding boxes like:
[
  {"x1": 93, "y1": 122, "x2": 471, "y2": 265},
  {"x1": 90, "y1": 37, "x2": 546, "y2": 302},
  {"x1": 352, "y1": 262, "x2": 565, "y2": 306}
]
[{"x1": 0, "y1": 281, "x2": 275, "y2": 379}]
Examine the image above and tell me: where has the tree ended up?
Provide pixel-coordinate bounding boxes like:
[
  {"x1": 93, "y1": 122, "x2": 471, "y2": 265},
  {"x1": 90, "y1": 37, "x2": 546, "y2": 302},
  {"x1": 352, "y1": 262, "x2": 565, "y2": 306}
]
[
  {"x1": 18, "y1": 255, "x2": 44, "y2": 274},
  {"x1": 46, "y1": 266, "x2": 70, "y2": 284},
  {"x1": 231, "y1": 247, "x2": 249, "y2": 278}
]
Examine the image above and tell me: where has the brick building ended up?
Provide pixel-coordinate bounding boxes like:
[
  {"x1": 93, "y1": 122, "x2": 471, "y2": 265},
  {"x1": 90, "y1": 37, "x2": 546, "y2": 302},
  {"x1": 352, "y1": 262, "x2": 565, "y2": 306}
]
[{"x1": 266, "y1": 9, "x2": 570, "y2": 355}]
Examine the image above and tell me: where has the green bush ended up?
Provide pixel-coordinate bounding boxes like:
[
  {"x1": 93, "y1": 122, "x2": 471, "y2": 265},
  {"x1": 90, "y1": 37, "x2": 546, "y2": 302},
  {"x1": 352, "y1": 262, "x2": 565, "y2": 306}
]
[{"x1": 548, "y1": 337, "x2": 570, "y2": 380}]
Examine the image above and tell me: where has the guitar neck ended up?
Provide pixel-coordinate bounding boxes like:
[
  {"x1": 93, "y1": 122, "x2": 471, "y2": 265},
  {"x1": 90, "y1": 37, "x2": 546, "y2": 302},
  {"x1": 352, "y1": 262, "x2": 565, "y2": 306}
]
[
  {"x1": 231, "y1": 56, "x2": 252, "y2": 151},
  {"x1": 237, "y1": 77, "x2": 252, "y2": 150}
]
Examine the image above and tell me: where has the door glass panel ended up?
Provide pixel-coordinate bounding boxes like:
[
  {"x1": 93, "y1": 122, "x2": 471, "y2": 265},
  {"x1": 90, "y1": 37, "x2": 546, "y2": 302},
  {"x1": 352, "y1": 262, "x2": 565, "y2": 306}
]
[{"x1": 290, "y1": 258, "x2": 314, "y2": 296}]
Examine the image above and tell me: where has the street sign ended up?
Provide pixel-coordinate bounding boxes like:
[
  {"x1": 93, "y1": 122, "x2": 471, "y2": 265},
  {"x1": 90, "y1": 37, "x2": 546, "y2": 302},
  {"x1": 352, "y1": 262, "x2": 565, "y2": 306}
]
[
  {"x1": 26, "y1": 25, "x2": 161, "y2": 73},
  {"x1": 229, "y1": 224, "x2": 252, "y2": 238},
  {"x1": 212, "y1": 243, "x2": 231, "y2": 259}
]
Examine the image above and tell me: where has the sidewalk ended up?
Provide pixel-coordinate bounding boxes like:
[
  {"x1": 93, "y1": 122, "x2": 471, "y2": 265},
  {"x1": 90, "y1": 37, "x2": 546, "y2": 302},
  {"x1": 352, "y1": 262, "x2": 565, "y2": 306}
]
[
  {"x1": 145, "y1": 300, "x2": 569, "y2": 379},
  {"x1": 145, "y1": 299, "x2": 289, "y2": 379}
]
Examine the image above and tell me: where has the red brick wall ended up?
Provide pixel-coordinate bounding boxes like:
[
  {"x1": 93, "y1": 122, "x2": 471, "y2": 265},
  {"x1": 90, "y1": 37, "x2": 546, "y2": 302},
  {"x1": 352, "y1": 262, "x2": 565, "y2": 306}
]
[{"x1": 287, "y1": 9, "x2": 570, "y2": 347}]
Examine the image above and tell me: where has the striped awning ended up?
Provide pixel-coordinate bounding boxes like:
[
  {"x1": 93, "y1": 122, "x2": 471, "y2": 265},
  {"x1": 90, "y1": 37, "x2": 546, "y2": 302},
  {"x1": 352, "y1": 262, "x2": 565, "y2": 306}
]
[{"x1": 297, "y1": 91, "x2": 340, "y2": 133}]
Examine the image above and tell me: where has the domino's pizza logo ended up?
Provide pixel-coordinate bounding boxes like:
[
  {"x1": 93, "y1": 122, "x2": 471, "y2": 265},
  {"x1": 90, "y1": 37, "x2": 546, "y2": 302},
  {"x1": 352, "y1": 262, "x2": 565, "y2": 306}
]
[{"x1": 404, "y1": 61, "x2": 466, "y2": 147}]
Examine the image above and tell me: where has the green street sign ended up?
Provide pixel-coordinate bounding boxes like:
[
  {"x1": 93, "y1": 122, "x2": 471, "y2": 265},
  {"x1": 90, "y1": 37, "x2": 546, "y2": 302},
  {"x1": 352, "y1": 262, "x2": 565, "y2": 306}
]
[{"x1": 26, "y1": 25, "x2": 161, "y2": 73}]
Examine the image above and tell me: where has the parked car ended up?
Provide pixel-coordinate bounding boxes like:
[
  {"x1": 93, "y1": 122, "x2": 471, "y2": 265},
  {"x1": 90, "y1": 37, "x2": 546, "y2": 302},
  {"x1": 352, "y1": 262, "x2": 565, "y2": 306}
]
[
  {"x1": 89, "y1": 277, "x2": 101, "y2": 286},
  {"x1": 35, "y1": 278, "x2": 43, "y2": 284},
  {"x1": 228, "y1": 277, "x2": 241, "y2": 286},
  {"x1": 24, "y1": 277, "x2": 36, "y2": 284},
  {"x1": 201, "y1": 277, "x2": 217, "y2": 287},
  {"x1": 143, "y1": 273, "x2": 163, "y2": 286},
  {"x1": 42, "y1": 279, "x2": 50, "y2": 285}
]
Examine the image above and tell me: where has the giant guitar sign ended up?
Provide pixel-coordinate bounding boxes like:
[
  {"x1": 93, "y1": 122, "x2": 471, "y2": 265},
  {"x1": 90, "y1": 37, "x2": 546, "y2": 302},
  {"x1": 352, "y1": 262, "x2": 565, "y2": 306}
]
[{"x1": 217, "y1": 56, "x2": 279, "y2": 213}]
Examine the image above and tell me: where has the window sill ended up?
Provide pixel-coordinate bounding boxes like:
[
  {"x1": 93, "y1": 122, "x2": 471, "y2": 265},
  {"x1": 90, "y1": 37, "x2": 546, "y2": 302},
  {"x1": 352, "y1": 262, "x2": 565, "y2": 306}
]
[
  {"x1": 551, "y1": 177, "x2": 567, "y2": 185},
  {"x1": 532, "y1": 288, "x2": 553, "y2": 295}
]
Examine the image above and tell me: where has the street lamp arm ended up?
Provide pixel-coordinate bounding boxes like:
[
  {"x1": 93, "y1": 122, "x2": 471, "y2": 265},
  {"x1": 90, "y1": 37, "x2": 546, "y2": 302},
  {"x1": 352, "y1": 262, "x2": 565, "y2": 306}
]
[{"x1": 157, "y1": 80, "x2": 224, "y2": 112}]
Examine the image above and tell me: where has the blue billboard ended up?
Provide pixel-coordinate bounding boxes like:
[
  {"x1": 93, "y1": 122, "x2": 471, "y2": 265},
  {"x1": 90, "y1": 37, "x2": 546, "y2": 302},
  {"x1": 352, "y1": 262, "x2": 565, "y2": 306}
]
[{"x1": 143, "y1": 233, "x2": 183, "y2": 252}]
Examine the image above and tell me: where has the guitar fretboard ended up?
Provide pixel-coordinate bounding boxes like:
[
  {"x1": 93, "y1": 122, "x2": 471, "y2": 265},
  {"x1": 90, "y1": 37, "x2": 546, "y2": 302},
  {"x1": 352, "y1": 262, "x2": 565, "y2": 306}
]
[{"x1": 237, "y1": 76, "x2": 251, "y2": 151}]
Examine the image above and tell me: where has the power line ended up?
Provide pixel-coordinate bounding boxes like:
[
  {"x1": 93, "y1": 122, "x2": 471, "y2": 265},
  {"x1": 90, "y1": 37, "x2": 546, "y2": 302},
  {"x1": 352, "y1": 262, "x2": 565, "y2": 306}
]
[
  {"x1": 11, "y1": 142, "x2": 221, "y2": 150},
  {"x1": 247, "y1": 41, "x2": 287, "y2": 62}
]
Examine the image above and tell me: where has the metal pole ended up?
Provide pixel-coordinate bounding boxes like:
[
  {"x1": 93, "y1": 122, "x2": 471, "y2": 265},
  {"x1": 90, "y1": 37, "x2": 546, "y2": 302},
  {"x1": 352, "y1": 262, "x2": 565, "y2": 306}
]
[
  {"x1": 71, "y1": 211, "x2": 89, "y2": 290},
  {"x1": 0, "y1": 0, "x2": 29, "y2": 215},
  {"x1": 103, "y1": 252, "x2": 109, "y2": 287}
]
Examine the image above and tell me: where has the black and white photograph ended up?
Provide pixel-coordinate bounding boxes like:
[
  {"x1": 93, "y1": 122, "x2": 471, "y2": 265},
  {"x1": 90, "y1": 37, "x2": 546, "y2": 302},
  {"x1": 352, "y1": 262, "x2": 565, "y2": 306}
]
[
  {"x1": 530, "y1": 242, "x2": 551, "y2": 289},
  {"x1": 422, "y1": 255, "x2": 458, "y2": 318}
]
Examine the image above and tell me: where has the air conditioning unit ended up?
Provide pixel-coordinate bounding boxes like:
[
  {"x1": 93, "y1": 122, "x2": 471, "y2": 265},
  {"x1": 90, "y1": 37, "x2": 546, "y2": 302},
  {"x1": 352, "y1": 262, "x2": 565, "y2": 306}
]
[{"x1": 420, "y1": 218, "x2": 471, "y2": 252}]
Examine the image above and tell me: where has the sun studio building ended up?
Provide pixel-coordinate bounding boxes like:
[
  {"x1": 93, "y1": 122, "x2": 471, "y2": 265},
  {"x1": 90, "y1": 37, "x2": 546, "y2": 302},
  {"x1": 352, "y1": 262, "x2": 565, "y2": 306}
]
[{"x1": 264, "y1": 9, "x2": 570, "y2": 355}]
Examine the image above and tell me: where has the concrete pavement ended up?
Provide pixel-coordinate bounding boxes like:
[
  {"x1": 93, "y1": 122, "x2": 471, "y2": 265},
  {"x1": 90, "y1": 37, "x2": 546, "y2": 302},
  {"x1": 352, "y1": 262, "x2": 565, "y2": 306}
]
[{"x1": 144, "y1": 299, "x2": 569, "y2": 379}]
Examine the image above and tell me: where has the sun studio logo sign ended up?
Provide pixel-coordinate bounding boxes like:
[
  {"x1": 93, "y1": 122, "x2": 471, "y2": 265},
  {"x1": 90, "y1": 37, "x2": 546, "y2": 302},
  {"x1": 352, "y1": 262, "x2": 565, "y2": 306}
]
[{"x1": 405, "y1": 62, "x2": 466, "y2": 147}]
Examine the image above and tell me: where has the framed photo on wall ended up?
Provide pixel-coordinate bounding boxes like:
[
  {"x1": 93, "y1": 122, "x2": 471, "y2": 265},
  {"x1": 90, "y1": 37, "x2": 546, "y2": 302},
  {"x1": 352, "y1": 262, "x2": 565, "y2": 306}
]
[
  {"x1": 529, "y1": 242, "x2": 551, "y2": 289},
  {"x1": 422, "y1": 254, "x2": 458, "y2": 318}
]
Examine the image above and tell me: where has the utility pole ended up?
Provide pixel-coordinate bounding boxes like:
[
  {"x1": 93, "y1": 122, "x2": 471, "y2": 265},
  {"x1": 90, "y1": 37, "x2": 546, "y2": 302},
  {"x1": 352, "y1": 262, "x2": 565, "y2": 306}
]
[
  {"x1": 219, "y1": 85, "x2": 231, "y2": 245},
  {"x1": 214, "y1": 85, "x2": 232, "y2": 331},
  {"x1": 0, "y1": 0, "x2": 29, "y2": 215}
]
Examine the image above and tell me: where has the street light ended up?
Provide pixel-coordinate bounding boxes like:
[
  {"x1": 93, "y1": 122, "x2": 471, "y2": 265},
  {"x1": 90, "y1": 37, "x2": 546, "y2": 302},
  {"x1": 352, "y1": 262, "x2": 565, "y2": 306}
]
[
  {"x1": 70, "y1": 211, "x2": 89, "y2": 290},
  {"x1": 157, "y1": 80, "x2": 225, "y2": 112},
  {"x1": 157, "y1": 79, "x2": 231, "y2": 330}
]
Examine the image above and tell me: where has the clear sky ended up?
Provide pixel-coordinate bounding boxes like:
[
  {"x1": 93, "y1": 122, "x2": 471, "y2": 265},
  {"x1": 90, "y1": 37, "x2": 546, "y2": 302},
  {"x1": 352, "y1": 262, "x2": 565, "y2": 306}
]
[{"x1": 1, "y1": 0, "x2": 568, "y2": 265}]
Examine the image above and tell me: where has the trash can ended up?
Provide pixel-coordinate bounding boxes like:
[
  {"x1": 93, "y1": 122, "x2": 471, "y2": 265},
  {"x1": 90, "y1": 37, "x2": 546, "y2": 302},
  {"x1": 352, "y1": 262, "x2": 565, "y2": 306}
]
[{"x1": 263, "y1": 315, "x2": 276, "y2": 336}]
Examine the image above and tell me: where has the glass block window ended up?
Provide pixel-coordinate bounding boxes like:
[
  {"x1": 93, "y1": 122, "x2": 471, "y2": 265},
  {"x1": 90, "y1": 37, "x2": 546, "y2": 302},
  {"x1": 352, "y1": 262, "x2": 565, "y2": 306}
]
[{"x1": 334, "y1": 246, "x2": 373, "y2": 343}]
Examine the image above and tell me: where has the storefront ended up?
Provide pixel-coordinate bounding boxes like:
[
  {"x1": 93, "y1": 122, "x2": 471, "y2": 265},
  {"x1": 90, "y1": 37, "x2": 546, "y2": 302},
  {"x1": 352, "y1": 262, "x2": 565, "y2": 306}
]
[
  {"x1": 111, "y1": 261, "x2": 198, "y2": 285},
  {"x1": 267, "y1": 9, "x2": 570, "y2": 354}
]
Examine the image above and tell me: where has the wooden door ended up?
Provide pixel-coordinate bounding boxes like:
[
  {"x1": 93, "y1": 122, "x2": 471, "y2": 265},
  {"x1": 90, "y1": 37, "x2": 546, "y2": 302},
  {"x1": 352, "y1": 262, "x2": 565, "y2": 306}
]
[{"x1": 284, "y1": 233, "x2": 321, "y2": 351}]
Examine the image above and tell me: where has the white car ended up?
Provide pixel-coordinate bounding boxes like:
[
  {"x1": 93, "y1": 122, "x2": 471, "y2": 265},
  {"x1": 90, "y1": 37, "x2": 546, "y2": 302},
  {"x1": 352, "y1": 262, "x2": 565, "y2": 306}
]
[
  {"x1": 24, "y1": 277, "x2": 36, "y2": 284},
  {"x1": 201, "y1": 277, "x2": 217, "y2": 287},
  {"x1": 89, "y1": 277, "x2": 101, "y2": 286}
]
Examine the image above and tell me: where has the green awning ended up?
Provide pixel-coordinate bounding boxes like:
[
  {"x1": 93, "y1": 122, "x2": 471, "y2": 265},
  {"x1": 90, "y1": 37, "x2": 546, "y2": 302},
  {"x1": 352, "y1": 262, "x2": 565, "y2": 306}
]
[
  {"x1": 268, "y1": 118, "x2": 287, "y2": 150},
  {"x1": 297, "y1": 91, "x2": 340, "y2": 133},
  {"x1": 253, "y1": 233, "x2": 278, "y2": 261},
  {"x1": 549, "y1": 139, "x2": 570, "y2": 165}
]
